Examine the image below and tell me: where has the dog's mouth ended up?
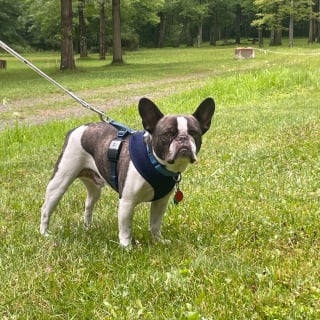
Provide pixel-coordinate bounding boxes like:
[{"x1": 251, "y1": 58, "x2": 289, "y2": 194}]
[{"x1": 167, "y1": 146, "x2": 197, "y2": 164}]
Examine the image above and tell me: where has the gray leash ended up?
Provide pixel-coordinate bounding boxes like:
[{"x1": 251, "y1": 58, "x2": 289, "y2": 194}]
[{"x1": 0, "y1": 40, "x2": 112, "y2": 122}]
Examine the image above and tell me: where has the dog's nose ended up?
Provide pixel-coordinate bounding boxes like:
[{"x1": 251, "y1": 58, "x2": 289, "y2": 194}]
[{"x1": 177, "y1": 134, "x2": 188, "y2": 142}]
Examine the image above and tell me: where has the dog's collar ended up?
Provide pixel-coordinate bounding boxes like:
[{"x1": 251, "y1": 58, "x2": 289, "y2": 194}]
[{"x1": 145, "y1": 143, "x2": 180, "y2": 177}]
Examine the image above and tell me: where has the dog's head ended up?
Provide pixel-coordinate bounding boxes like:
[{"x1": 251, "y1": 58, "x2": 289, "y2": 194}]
[{"x1": 138, "y1": 97, "x2": 215, "y2": 173}]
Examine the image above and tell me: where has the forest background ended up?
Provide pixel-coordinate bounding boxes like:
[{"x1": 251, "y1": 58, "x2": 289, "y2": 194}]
[{"x1": 1, "y1": 0, "x2": 320, "y2": 57}]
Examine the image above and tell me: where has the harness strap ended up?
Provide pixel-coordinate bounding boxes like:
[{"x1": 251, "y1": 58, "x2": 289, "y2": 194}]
[
  {"x1": 107, "y1": 138, "x2": 125, "y2": 191},
  {"x1": 107, "y1": 123, "x2": 135, "y2": 191}
]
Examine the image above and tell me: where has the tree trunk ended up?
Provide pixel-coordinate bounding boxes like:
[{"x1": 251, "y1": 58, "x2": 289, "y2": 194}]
[
  {"x1": 275, "y1": 29, "x2": 282, "y2": 45},
  {"x1": 197, "y1": 24, "x2": 202, "y2": 47},
  {"x1": 209, "y1": 27, "x2": 216, "y2": 45},
  {"x1": 308, "y1": 13, "x2": 314, "y2": 43},
  {"x1": 99, "y1": 0, "x2": 106, "y2": 60},
  {"x1": 185, "y1": 20, "x2": 193, "y2": 46},
  {"x1": 78, "y1": 0, "x2": 88, "y2": 58},
  {"x1": 112, "y1": 0, "x2": 123, "y2": 64},
  {"x1": 270, "y1": 28, "x2": 282, "y2": 46},
  {"x1": 210, "y1": 24, "x2": 219, "y2": 46},
  {"x1": 60, "y1": 0, "x2": 76, "y2": 70},
  {"x1": 317, "y1": 0, "x2": 320, "y2": 43},
  {"x1": 235, "y1": 4, "x2": 241, "y2": 45},
  {"x1": 158, "y1": 12, "x2": 166, "y2": 48},
  {"x1": 289, "y1": 3, "x2": 294, "y2": 47},
  {"x1": 258, "y1": 28, "x2": 264, "y2": 48}
]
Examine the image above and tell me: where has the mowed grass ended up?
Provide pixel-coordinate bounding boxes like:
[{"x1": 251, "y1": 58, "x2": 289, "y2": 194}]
[{"x1": 1, "y1": 42, "x2": 320, "y2": 319}]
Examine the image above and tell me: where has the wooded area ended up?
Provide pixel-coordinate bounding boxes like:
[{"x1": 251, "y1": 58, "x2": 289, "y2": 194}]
[{"x1": 1, "y1": 0, "x2": 320, "y2": 61}]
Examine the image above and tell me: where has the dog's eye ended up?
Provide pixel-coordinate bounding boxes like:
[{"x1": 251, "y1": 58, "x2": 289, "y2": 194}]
[
  {"x1": 162, "y1": 129, "x2": 177, "y2": 140},
  {"x1": 188, "y1": 129, "x2": 198, "y2": 137}
]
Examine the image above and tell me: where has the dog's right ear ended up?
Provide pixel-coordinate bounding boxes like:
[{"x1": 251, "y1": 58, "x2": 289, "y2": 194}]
[{"x1": 138, "y1": 98, "x2": 164, "y2": 134}]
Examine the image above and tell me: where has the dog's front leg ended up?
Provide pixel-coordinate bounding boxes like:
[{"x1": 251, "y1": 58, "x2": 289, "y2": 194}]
[
  {"x1": 149, "y1": 194, "x2": 171, "y2": 244},
  {"x1": 118, "y1": 198, "x2": 136, "y2": 248}
]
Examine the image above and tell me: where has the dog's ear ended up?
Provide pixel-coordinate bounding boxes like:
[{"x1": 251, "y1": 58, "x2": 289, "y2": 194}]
[
  {"x1": 139, "y1": 98, "x2": 164, "y2": 134},
  {"x1": 193, "y1": 97, "x2": 215, "y2": 135}
]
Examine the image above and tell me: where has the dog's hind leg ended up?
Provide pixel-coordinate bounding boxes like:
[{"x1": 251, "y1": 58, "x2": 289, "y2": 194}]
[
  {"x1": 40, "y1": 170, "x2": 78, "y2": 236},
  {"x1": 79, "y1": 175, "x2": 103, "y2": 228},
  {"x1": 40, "y1": 125, "x2": 89, "y2": 236}
]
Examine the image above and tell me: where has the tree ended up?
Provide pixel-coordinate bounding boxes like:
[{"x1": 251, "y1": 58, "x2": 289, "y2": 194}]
[
  {"x1": 317, "y1": 0, "x2": 320, "y2": 42},
  {"x1": 208, "y1": 0, "x2": 235, "y2": 45},
  {"x1": 286, "y1": 0, "x2": 312, "y2": 46},
  {"x1": 253, "y1": 0, "x2": 285, "y2": 45},
  {"x1": 178, "y1": 0, "x2": 210, "y2": 46},
  {"x1": 60, "y1": 0, "x2": 76, "y2": 70},
  {"x1": 112, "y1": 0, "x2": 123, "y2": 64},
  {"x1": 289, "y1": 0, "x2": 295, "y2": 47},
  {"x1": 78, "y1": 0, "x2": 88, "y2": 57},
  {"x1": 252, "y1": 0, "x2": 313, "y2": 46},
  {"x1": 99, "y1": 0, "x2": 107, "y2": 60},
  {"x1": 157, "y1": 0, "x2": 184, "y2": 47},
  {"x1": 308, "y1": 0, "x2": 318, "y2": 43},
  {"x1": 235, "y1": 2, "x2": 242, "y2": 44}
]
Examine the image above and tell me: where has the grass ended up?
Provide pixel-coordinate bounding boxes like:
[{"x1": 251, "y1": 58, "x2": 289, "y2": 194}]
[{"x1": 1, "y1": 40, "x2": 320, "y2": 319}]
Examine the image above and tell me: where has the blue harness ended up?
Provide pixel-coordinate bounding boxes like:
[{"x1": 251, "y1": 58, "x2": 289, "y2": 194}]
[
  {"x1": 107, "y1": 121, "x2": 179, "y2": 201},
  {"x1": 129, "y1": 131, "x2": 179, "y2": 201}
]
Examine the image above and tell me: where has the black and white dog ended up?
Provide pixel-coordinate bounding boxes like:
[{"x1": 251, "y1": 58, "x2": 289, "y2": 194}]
[{"x1": 40, "y1": 97, "x2": 215, "y2": 248}]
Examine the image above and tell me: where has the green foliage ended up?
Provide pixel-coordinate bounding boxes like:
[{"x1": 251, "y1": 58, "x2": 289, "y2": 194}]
[
  {"x1": 24, "y1": 0, "x2": 61, "y2": 49},
  {"x1": 0, "y1": 0, "x2": 318, "y2": 51},
  {"x1": 0, "y1": 0, "x2": 26, "y2": 44},
  {"x1": 252, "y1": 0, "x2": 313, "y2": 29},
  {"x1": 1, "y1": 44, "x2": 320, "y2": 318}
]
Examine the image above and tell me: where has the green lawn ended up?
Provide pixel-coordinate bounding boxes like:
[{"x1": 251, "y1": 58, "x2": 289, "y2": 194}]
[{"x1": 1, "y1": 42, "x2": 320, "y2": 319}]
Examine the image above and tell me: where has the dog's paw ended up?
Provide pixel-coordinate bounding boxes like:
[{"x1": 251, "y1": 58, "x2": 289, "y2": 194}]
[
  {"x1": 83, "y1": 222, "x2": 92, "y2": 231},
  {"x1": 157, "y1": 238, "x2": 171, "y2": 245},
  {"x1": 84, "y1": 216, "x2": 93, "y2": 229},
  {"x1": 151, "y1": 233, "x2": 171, "y2": 245},
  {"x1": 40, "y1": 225, "x2": 50, "y2": 237},
  {"x1": 119, "y1": 237, "x2": 133, "y2": 250},
  {"x1": 40, "y1": 230, "x2": 51, "y2": 237},
  {"x1": 120, "y1": 242, "x2": 133, "y2": 251}
]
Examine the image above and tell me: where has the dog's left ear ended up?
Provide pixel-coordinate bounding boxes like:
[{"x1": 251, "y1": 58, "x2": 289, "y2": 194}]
[
  {"x1": 193, "y1": 97, "x2": 215, "y2": 135},
  {"x1": 139, "y1": 97, "x2": 164, "y2": 134}
]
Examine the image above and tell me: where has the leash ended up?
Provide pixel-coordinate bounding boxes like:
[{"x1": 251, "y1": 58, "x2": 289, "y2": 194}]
[{"x1": 0, "y1": 40, "x2": 120, "y2": 124}]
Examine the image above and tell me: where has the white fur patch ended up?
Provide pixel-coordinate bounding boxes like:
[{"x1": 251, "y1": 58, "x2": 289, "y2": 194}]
[
  {"x1": 165, "y1": 116, "x2": 197, "y2": 173},
  {"x1": 177, "y1": 116, "x2": 188, "y2": 134}
]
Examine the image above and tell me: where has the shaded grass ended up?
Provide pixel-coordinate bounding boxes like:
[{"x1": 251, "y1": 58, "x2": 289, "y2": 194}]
[{"x1": 1, "y1": 43, "x2": 320, "y2": 319}]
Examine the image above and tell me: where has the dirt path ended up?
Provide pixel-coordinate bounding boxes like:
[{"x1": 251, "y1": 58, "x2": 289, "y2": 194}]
[{"x1": 0, "y1": 72, "x2": 214, "y2": 129}]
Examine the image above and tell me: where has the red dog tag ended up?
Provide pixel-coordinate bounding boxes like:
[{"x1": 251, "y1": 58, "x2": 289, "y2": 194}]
[{"x1": 174, "y1": 190, "x2": 184, "y2": 205}]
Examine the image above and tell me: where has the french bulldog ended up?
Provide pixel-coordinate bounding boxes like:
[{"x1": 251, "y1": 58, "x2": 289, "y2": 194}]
[{"x1": 40, "y1": 97, "x2": 215, "y2": 248}]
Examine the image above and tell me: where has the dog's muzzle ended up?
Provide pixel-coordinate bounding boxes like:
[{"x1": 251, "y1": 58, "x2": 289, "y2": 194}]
[{"x1": 167, "y1": 135, "x2": 197, "y2": 164}]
